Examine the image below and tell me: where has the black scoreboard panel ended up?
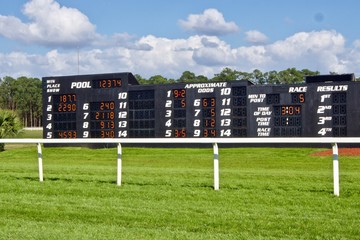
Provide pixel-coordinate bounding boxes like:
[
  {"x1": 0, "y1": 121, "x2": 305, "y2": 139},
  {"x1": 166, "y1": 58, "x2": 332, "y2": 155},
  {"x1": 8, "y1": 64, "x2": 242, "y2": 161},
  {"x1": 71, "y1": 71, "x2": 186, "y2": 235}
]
[{"x1": 43, "y1": 72, "x2": 360, "y2": 139}]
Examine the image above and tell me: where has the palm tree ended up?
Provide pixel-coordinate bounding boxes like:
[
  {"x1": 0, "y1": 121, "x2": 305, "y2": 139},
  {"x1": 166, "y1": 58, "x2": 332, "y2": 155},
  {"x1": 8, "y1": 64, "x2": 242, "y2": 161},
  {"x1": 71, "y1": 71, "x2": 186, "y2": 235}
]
[{"x1": 0, "y1": 109, "x2": 23, "y2": 151}]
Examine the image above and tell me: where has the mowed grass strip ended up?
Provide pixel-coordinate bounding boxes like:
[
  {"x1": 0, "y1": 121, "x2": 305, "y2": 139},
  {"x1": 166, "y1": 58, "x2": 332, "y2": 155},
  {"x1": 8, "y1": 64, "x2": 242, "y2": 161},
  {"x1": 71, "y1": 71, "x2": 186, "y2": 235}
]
[{"x1": 0, "y1": 145, "x2": 359, "y2": 239}]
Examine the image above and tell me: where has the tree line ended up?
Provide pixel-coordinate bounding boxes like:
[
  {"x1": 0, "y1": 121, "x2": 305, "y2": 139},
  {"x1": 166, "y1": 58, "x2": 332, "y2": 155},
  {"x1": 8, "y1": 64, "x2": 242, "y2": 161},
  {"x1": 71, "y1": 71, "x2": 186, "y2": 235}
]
[
  {"x1": 0, "y1": 76, "x2": 42, "y2": 128},
  {"x1": 1, "y1": 68, "x2": 359, "y2": 127},
  {"x1": 135, "y1": 68, "x2": 323, "y2": 85}
]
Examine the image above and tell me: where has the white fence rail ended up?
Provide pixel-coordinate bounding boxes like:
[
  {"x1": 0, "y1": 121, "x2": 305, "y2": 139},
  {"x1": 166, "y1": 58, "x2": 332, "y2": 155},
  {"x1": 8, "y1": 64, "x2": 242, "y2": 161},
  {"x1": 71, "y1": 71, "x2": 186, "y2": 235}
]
[{"x1": 2, "y1": 137, "x2": 360, "y2": 196}]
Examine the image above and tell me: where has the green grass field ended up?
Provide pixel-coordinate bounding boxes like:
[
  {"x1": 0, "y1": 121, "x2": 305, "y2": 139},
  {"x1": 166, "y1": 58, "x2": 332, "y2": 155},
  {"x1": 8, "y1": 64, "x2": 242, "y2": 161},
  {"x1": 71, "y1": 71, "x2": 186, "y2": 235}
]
[{"x1": 1, "y1": 133, "x2": 360, "y2": 239}]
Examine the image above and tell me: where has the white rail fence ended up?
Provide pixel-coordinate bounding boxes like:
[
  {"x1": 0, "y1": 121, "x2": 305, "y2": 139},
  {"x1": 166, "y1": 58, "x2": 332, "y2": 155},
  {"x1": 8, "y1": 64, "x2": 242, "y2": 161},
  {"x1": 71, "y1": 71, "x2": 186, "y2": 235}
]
[{"x1": 1, "y1": 137, "x2": 360, "y2": 196}]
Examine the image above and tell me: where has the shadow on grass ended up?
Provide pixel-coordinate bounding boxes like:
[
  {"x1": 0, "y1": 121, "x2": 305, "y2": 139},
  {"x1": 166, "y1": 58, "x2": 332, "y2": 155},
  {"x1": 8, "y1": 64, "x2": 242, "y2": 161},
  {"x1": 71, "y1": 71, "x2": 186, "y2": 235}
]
[
  {"x1": 11, "y1": 176, "x2": 344, "y2": 195},
  {"x1": 10, "y1": 175, "x2": 215, "y2": 189},
  {"x1": 10, "y1": 175, "x2": 117, "y2": 184},
  {"x1": 121, "y1": 181, "x2": 214, "y2": 189}
]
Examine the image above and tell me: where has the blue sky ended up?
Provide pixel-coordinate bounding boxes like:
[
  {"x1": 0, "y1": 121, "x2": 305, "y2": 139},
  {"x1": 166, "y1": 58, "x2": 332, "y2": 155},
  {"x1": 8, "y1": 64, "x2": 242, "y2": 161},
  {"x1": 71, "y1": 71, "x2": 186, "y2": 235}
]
[{"x1": 1, "y1": 0, "x2": 360, "y2": 79}]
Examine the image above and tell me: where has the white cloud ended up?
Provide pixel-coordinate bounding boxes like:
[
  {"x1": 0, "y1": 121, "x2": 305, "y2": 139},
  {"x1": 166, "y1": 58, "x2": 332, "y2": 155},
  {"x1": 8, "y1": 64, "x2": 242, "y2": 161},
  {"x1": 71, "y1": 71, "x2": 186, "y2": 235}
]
[
  {"x1": 269, "y1": 30, "x2": 345, "y2": 59},
  {"x1": 45, "y1": 49, "x2": 75, "y2": 72},
  {"x1": 192, "y1": 37, "x2": 236, "y2": 66},
  {"x1": 123, "y1": 35, "x2": 218, "y2": 77},
  {"x1": 201, "y1": 37, "x2": 219, "y2": 48},
  {"x1": 352, "y1": 39, "x2": 360, "y2": 49},
  {"x1": 0, "y1": 0, "x2": 360, "y2": 78},
  {"x1": 0, "y1": 1, "x2": 359, "y2": 80},
  {"x1": 0, "y1": 52, "x2": 40, "y2": 77},
  {"x1": 0, "y1": 0, "x2": 98, "y2": 48},
  {"x1": 245, "y1": 30, "x2": 268, "y2": 45},
  {"x1": 235, "y1": 45, "x2": 272, "y2": 67},
  {"x1": 179, "y1": 8, "x2": 239, "y2": 36},
  {"x1": 265, "y1": 30, "x2": 347, "y2": 72}
]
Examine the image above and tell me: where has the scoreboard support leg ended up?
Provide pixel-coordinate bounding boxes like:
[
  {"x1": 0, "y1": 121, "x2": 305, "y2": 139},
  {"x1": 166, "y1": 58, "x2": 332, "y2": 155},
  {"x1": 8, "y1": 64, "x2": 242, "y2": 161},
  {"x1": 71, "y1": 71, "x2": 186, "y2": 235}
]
[
  {"x1": 37, "y1": 143, "x2": 44, "y2": 182},
  {"x1": 213, "y1": 143, "x2": 219, "y2": 190},
  {"x1": 332, "y1": 143, "x2": 340, "y2": 197},
  {"x1": 117, "y1": 143, "x2": 122, "y2": 186}
]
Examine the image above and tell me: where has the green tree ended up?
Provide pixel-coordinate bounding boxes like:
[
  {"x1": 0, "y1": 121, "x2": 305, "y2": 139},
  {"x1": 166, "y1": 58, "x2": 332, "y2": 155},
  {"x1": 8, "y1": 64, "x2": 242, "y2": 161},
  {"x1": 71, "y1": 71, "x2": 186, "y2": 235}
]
[
  {"x1": 0, "y1": 76, "x2": 42, "y2": 127},
  {"x1": 0, "y1": 109, "x2": 22, "y2": 151},
  {"x1": 148, "y1": 75, "x2": 168, "y2": 84},
  {"x1": 14, "y1": 77, "x2": 42, "y2": 127},
  {"x1": 252, "y1": 69, "x2": 265, "y2": 84},
  {"x1": 178, "y1": 71, "x2": 196, "y2": 83},
  {"x1": 277, "y1": 68, "x2": 305, "y2": 84},
  {"x1": 167, "y1": 78, "x2": 177, "y2": 84},
  {"x1": 0, "y1": 76, "x2": 17, "y2": 110},
  {"x1": 195, "y1": 75, "x2": 208, "y2": 82},
  {"x1": 263, "y1": 70, "x2": 280, "y2": 84},
  {"x1": 211, "y1": 68, "x2": 239, "y2": 82},
  {"x1": 301, "y1": 69, "x2": 320, "y2": 77},
  {"x1": 134, "y1": 74, "x2": 148, "y2": 84},
  {"x1": 236, "y1": 71, "x2": 253, "y2": 82}
]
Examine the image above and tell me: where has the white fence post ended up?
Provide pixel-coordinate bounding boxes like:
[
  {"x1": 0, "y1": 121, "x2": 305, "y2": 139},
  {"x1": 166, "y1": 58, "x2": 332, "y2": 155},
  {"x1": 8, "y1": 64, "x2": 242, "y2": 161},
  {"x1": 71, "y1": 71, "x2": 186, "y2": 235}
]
[
  {"x1": 332, "y1": 143, "x2": 340, "y2": 197},
  {"x1": 213, "y1": 142, "x2": 219, "y2": 190},
  {"x1": 37, "y1": 143, "x2": 43, "y2": 182},
  {"x1": 117, "y1": 143, "x2": 122, "y2": 186}
]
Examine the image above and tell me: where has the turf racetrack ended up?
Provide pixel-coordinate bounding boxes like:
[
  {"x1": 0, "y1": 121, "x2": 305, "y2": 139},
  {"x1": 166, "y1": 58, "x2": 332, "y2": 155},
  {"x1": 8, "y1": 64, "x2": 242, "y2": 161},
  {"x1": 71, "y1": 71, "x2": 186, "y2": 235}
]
[{"x1": 1, "y1": 146, "x2": 359, "y2": 239}]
